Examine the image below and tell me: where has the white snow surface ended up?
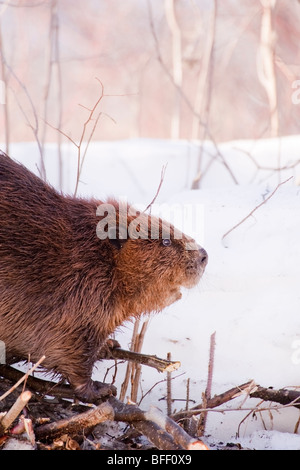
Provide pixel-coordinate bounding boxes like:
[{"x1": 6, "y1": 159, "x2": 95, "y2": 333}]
[{"x1": 3, "y1": 136, "x2": 300, "y2": 450}]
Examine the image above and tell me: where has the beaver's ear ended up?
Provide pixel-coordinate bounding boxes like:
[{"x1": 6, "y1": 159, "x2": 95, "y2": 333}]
[
  {"x1": 107, "y1": 227, "x2": 128, "y2": 250},
  {"x1": 109, "y1": 238, "x2": 127, "y2": 250}
]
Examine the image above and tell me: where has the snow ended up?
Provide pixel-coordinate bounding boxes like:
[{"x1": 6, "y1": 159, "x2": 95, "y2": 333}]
[
  {"x1": 3, "y1": 136, "x2": 300, "y2": 450},
  {"x1": 236, "y1": 430, "x2": 300, "y2": 451}
]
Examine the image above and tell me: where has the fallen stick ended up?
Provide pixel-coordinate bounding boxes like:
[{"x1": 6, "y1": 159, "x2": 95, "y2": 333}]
[
  {"x1": 108, "y1": 397, "x2": 209, "y2": 450},
  {"x1": 172, "y1": 381, "x2": 300, "y2": 423},
  {"x1": 35, "y1": 401, "x2": 114, "y2": 440},
  {"x1": 145, "y1": 406, "x2": 209, "y2": 450},
  {"x1": 0, "y1": 390, "x2": 32, "y2": 435},
  {"x1": 130, "y1": 420, "x2": 182, "y2": 450},
  {"x1": 105, "y1": 397, "x2": 181, "y2": 449}
]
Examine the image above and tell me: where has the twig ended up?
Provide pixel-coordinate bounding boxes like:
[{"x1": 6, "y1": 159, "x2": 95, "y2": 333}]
[
  {"x1": 166, "y1": 352, "x2": 172, "y2": 416},
  {"x1": 205, "y1": 331, "x2": 216, "y2": 401},
  {"x1": 250, "y1": 385, "x2": 300, "y2": 408},
  {"x1": 46, "y1": 77, "x2": 106, "y2": 196},
  {"x1": 0, "y1": 356, "x2": 45, "y2": 401},
  {"x1": 119, "y1": 319, "x2": 151, "y2": 403},
  {"x1": 140, "y1": 372, "x2": 186, "y2": 408},
  {"x1": 144, "y1": 164, "x2": 167, "y2": 213},
  {"x1": 145, "y1": 406, "x2": 209, "y2": 450},
  {"x1": 119, "y1": 320, "x2": 140, "y2": 402},
  {"x1": 173, "y1": 381, "x2": 300, "y2": 424},
  {"x1": 237, "y1": 398, "x2": 265, "y2": 438},
  {"x1": 131, "y1": 319, "x2": 149, "y2": 403},
  {"x1": 172, "y1": 380, "x2": 256, "y2": 421},
  {"x1": 185, "y1": 378, "x2": 190, "y2": 412},
  {"x1": 147, "y1": 0, "x2": 238, "y2": 186},
  {"x1": 198, "y1": 331, "x2": 216, "y2": 436},
  {"x1": 3, "y1": 62, "x2": 45, "y2": 177},
  {"x1": 233, "y1": 146, "x2": 300, "y2": 173},
  {"x1": 222, "y1": 176, "x2": 293, "y2": 244}
]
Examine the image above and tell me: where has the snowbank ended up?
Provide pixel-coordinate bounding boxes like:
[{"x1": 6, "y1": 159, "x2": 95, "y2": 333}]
[{"x1": 3, "y1": 136, "x2": 300, "y2": 449}]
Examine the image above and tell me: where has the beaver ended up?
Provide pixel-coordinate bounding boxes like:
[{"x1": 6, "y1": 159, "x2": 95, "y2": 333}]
[{"x1": 0, "y1": 151, "x2": 208, "y2": 402}]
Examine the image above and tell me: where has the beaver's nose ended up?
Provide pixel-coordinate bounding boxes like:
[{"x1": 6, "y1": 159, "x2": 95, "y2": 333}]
[{"x1": 198, "y1": 246, "x2": 208, "y2": 267}]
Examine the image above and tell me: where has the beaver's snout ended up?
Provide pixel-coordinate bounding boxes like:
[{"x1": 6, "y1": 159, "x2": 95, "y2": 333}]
[
  {"x1": 183, "y1": 245, "x2": 208, "y2": 287},
  {"x1": 192, "y1": 246, "x2": 208, "y2": 275},
  {"x1": 197, "y1": 247, "x2": 208, "y2": 268}
]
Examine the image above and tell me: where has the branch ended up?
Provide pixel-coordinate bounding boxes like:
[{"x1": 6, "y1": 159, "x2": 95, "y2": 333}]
[
  {"x1": 222, "y1": 176, "x2": 293, "y2": 244},
  {"x1": 3, "y1": 62, "x2": 45, "y2": 177},
  {"x1": 166, "y1": 352, "x2": 172, "y2": 416},
  {"x1": 173, "y1": 381, "x2": 300, "y2": 423},
  {"x1": 197, "y1": 331, "x2": 216, "y2": 436},
  {"x1": 250, "y1": 385, "x2": 300, "y2": 408},
  {"x1": 108, "y1": 396, "x2": 209, "y2": 450},
  {"x1": 144, "y1": 164, "x2": 167, "y2": 213},
  {"x1": 172, "y1": 380, "x2": 256, "y2": 421},
  {"x1": 46, "y1": 77, "x2": 107, "y2": 196},
  {"x1": 35, "y1": 401, "x2": 114, "y2": 440},
  {"x1": 145, "y1": 405, "x2": 209, "y2": 450},
  {"x1": 130, "y1": 319, "x2": 149, "y2": 403}
]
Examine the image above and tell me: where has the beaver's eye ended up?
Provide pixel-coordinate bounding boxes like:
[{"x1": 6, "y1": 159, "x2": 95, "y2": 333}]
[{"x1": 162, "y1": 239, "x2": 172, "y2": 247}]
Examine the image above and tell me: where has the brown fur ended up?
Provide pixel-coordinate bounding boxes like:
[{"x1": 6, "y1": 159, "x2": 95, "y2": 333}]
[{"x1": 0, "y1": 151, "x2": 207, "y2": 401}]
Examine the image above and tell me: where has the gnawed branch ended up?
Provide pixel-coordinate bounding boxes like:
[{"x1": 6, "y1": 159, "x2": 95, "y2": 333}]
[
  {"x1": 35, "y1": 401, "x2": 114, "y2": 441},
  {"x1": 108, "y1": 347, "x2": 181, "y2": 373}
]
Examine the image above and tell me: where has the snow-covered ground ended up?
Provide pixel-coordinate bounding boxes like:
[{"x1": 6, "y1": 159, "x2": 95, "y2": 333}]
[{"x1": 3, "y1": 136, "x2": 300, "y2": 450}]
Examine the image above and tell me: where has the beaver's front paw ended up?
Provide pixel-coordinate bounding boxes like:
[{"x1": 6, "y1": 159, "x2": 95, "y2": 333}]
[
  {"x1": 97, "y1": 338, "x2": 121, "y2": 359},
  {"x1": 75, "y1": 379, "x2": 117, "y2": 403}
]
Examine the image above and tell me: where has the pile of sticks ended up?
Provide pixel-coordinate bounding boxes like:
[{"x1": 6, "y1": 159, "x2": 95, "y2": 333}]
[{"x1": 1, "y1": 348, "x2": 300, "y2": 451}]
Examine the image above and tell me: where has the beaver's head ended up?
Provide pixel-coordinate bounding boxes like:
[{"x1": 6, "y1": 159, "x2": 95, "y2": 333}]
[{"x1": 97, "y1": 200, "x2": 208, "y2": 316}]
